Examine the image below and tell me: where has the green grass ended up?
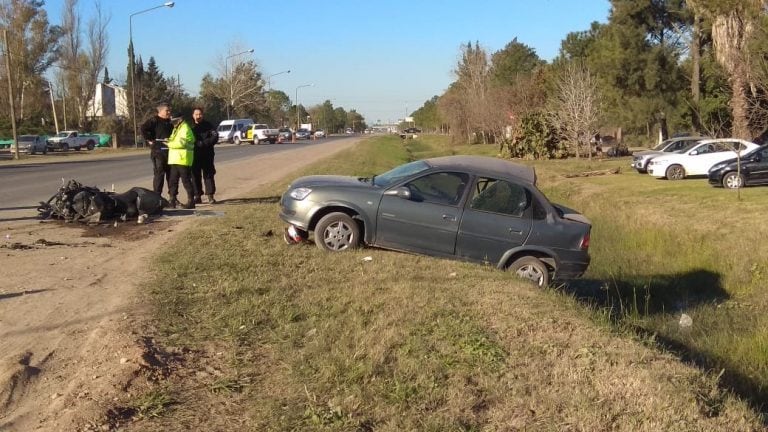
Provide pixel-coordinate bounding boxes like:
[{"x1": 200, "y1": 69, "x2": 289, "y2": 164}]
[{"x1": 135, "y1": 135, "x2": 766, "y2": 430}]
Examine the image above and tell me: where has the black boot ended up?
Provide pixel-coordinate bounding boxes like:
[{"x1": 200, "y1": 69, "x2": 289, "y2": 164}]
[
  {"x1": 169, "y1": 197, "x2": 179, "y2": 209},
  {"x1": 207, "y1": 194, "x2": 217, "y2": 204},
  {"x1": 194, "y1": 195, "x2": 202, "y2": 204},
  {"x1": 183, "y1": 198, "x2": 195, "y2": 209}
]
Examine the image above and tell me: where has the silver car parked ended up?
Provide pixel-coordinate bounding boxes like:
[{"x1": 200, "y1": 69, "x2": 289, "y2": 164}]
[
  {"x1": 279, "y1": 155, "x2": 592, "y2": 286},
  {"x1": 17, "y1": 135, "x2": 48, "y2": 155}
]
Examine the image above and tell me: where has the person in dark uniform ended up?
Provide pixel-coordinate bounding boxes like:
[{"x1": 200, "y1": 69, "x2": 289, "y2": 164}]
[
  {"x1": 140, "y1": 103, "x2": 173, "y2": 196},
  {"x1": 190, "y1": 107, "x2": 219, "y2": 204}
]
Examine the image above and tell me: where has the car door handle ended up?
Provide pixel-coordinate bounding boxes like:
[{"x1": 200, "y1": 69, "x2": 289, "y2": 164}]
[
  {"x1": 442, "y1": 214, "x2": 457, "y2": 221},
  {"x1": 508, "y1": 228, "x2": 523, "y2": 235}
]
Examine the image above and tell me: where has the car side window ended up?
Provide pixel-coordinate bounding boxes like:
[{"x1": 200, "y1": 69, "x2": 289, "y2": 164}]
[
  {"x1": 714, "y1": 142, "x2": 733, "y2": 152},
  {"x1": 469, "y1": 177, "x2": 530, "y2": 217},
  {"x1": 761, "y1": 148, "x2": 768, "y2": 159},
  {"x1": 405, "y1": 172, "x2": 469, "y2": 206}
]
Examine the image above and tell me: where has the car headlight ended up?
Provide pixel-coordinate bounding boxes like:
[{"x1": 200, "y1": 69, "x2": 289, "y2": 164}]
[
  {"x1": 649, "y1": 160, "x2": 666, "y2": 165},
  {"x1": 289, "y1": 187, "x2": 312, "y2": 200}
]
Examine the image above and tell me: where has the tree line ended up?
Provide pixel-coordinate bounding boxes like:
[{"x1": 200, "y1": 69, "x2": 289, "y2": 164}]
[
  {"x1": 412, "y1": 0, "x2": 768, "y2": 159},
  {"x1": 0, "y1": 0, "x2": 366, "y2": 139}
]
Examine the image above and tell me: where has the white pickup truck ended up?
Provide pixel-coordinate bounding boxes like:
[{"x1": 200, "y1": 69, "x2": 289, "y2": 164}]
[
  {"x1": 245, "y1": 124, "x2": 280, "y2": 144},
  {"x1": 46, "y1": 130, "x2": 98, "y2": 151}
]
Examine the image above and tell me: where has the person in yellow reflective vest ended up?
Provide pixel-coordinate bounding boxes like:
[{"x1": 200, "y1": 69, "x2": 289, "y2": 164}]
[{"x1": 166, "y1": 116, "x2": 196, "y2": 209}]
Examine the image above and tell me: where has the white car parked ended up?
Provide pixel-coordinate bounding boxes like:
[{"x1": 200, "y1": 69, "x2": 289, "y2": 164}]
[
  {"x1": 631, "y1": 136, "x2": 705, "y2": 173},
  {"x1": 647, "y1": 138, "x2": 760, "y2": 180}
]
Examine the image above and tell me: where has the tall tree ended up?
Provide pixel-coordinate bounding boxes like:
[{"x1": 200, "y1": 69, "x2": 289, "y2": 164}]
[
  {"x1": 60, "y1": 0, "x2": 109, "y2": 127},
  {"x1": 584, "y1": 0, "x2": 690, "y2": 138},
  {"x1": 490, "y1": 38, "x2": 544, "y2": 85},
  {"x1": 452, "y1": 41, "x2": 492, "y2": 143},
  {"x1": 687, "y1": 0, "x2": 762, "y2": 139},
  {"x1": 0, "y1": 0, "x2": 62, "y2": 122}
]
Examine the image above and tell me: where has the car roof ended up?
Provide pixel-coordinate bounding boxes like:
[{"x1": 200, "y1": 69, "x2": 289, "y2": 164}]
[
  {"x1": 425, "y1": 155, "x2": 537, "y2": 184},
  {"x1": 695, "y1": 138, "x2": 756, "y2": 144}
]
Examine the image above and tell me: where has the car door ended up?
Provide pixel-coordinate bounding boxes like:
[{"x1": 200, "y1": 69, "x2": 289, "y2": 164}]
[
  {"x1": 455, "y1": 177, "x2": 533, "y2": 264},
  {"x1": 686, "y1": 142, "x2": 724, "y2": 175},
  {"x1": 376, "y1": 171, "x2": 469, "y2": 255},
  {"x1": 748, "y1": 147, "x2": 768, "y2": 184}
]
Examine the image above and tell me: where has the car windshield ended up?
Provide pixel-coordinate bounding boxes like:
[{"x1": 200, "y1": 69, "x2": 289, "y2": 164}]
[
  {"x1": 653, "y1": 139, "x2": 677, "y2": 151},
  {"x1": 54, "y1": 132, "x2": 69, "y2": 138},
  {"x1": 374, "y1": 160, "x2": 430, "y2": 187}
]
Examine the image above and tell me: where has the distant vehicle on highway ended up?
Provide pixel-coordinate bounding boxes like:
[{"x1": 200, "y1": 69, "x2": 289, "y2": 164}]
[
  {"x1": 217, "y1": 118, "x2": 253, "y2": 144},
  {"x1": 403, "y1": 127, "x2": 422, "y2": 133},
  {"x1": 314, "y1": 129, "x2": 326, "y2": 138},
  {"x1": 245, "y1": 124, "x2": 279, "y2": 144},
  {"x1": 17, "y1": 135, "x2": 48, "y2": 154},
  {"x1": 47, "y1": 130, "x2": 98, "y2": 151},
  {"x1": 278, "y1": 128, "x2": 293, "y2": 141},
  {"x1": 345, "y1": 128, "x2": 354, "y2": 134},
  {"x1": 295, "y1": 128, "x2": 312, "y2": 140}
]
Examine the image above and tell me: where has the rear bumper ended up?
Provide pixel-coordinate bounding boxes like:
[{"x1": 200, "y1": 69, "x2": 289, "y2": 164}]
[
  {"x1": 553, "y1": 249, "x2": 590, "y2": 280},
  {"x1": 555, "y1": 260, "x2": 590, "y2": 280}
]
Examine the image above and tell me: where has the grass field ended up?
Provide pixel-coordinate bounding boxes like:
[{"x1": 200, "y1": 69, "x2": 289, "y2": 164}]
[{"x1": 128, "y1": 135, "x2": 768, "y2": 431}]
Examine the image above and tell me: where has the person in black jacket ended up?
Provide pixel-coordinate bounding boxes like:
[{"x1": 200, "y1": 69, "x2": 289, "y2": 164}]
[
  {"x1": 190, "y1": 107, "x2": 219, "y2": 204},
  {"x1": 140, "y1": 103, "x2": 173, "y2": 196}
]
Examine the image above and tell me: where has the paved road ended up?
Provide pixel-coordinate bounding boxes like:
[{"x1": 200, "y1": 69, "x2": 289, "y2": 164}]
[{"x1": 0, "y1": 137, "x2": 352, "y2": 221}]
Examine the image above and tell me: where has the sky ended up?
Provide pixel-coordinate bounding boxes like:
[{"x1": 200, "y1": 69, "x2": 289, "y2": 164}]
[{"x1": 44, "y1": 0, "x2": 611, "y2": 125}]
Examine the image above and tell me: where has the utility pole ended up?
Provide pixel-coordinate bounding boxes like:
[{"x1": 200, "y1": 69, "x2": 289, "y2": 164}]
[{"x1": 3, "y1": 30, "x2": 19, "y2": 160}]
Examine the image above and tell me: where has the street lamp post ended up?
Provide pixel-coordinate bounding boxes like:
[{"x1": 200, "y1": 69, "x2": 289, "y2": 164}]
[
  {"x1": 266, "y1": 70, "x2": 290, "y2": 91},
  {"x1": 295, "y1": 83, "x2": 313, "y2": 130},
  {"x1": 44, "y1": 81, "x2": 59, "y2": 134},
  {"x1": 129, "y1": 1, "x2": 174, "y2": 147},
  {"x1": 225, "y1": 48, "x2": 254, "y2": 120}
]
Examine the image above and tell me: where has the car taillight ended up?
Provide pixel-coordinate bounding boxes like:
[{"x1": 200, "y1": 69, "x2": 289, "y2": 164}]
[{"x1": 580, "y1": 233, "x2": 590, "y2": 250}]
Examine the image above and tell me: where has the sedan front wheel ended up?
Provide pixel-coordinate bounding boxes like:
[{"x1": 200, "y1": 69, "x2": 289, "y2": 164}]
[
  {"x1": 665, "y1": 164, "x2": 685, "y2": 180},
  {"x1": 723, "y1": 172, "x2": 745, "y2": 189},
  {"x1": 314, "y1": 212, "x2": 360, "y2": 252}
]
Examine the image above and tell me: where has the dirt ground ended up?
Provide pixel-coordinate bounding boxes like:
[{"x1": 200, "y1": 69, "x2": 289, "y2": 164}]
[{"x1": 0, "y1": 139, "x2": 359, "y2": 431}]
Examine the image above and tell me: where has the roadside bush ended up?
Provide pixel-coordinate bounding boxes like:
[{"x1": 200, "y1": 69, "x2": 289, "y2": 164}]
[{"x1": 503, "y1": 111, "x2": 566, "y2": 159}]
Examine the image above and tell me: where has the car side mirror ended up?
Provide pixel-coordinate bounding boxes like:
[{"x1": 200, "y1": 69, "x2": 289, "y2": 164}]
[
  {"x1": 689, "y1": 150, "x2": 698, "y2": 155},
  {"x1": 384, "y1": 186, "x2": 411, "y2": 200}
]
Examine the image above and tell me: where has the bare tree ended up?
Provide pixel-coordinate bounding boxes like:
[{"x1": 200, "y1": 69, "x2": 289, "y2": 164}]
[
  {"x1": 448, "y1": 42, "x2": 491, "y2": 143},
  {"x1": 82, "y1": 1, "x2": 109, "y2": 122},
  {"x1": 60, "y1": 0, "x2": 109, "y2": 127},
  {"x1": 206, "y1": 42, "x2": 265, "y2": 118},
  {"x1": 549, "y1": 62, "x2": 602, "y2": 160}
]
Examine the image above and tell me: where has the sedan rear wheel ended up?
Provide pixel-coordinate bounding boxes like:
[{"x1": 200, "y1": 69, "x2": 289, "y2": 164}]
[
  {"x1": 234, "y1": 135, "x2": 241, "y2": 145},
  {"x1": 509, "y1": 256, "x2": 550, "y2": 288},
  {"x1": 665, "y1": 164, "x2": 685, "y2": 180},
  {"x1": 723, "y1": 172, "x2": 745, "y2": 189},
  {"x1": 315, "y1": 212, "x2": 360, "y2": 252}
]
